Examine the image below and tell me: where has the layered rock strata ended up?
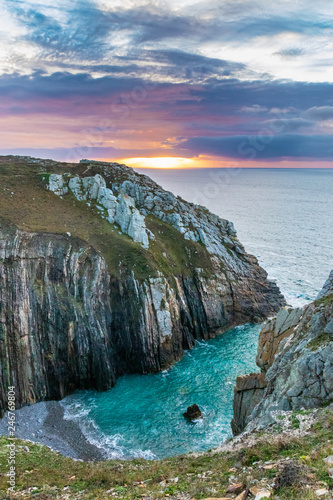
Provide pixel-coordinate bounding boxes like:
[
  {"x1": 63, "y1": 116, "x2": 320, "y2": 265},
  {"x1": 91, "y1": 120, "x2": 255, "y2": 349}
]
[
  {"x1": 0, "y1": 156, "x2": 286, "y2": 415},
  {"x1": 232, "y1": 271, "x2": 333, "y2": 434}
]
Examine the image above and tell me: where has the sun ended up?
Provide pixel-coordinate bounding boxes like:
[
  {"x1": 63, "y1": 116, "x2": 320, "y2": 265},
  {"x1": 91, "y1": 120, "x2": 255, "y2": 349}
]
[{"x1": 120, "y1": 157, "x2": 196, "y2": 169}]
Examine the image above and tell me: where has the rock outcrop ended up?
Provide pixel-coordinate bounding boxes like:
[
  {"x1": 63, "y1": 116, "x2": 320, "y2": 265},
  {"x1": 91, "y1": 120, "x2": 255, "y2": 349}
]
[
  {"x1": 231, "y1": 372, "x2": 267, "y2": 436},
  {"x1": 183, "y1": 404, "x2": 202, "y2": 421},
  {"x1": 48, "y1": 173, "x2": 150, "y2": 248},
  {"x1": 232, "y1": 271, "x2": 333, "y2": 435},
  {"x1": 317, "y1": 269, "x2": 333, "y2": 299},
  {"x1": 0, "y1": 156, "x2": 286, "y2": 415}
]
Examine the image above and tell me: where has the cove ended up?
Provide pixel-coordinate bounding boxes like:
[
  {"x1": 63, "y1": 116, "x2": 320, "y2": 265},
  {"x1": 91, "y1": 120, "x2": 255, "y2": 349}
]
[{"x1": 61, "y1": 323, "x2": 261, "y2": 460}]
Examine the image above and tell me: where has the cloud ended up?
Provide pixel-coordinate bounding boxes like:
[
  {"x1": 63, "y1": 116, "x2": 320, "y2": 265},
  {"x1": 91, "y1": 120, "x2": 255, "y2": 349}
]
[
  {"x1": 182, "y1": 134, "x2": 333, "y2": 160},
  {"x1": 264, "y1": 117, "x2": 314, "y2": 131},
  {"x1": 240, "y1": 105, "x2": 269, "y2": 113},
  {"x1": 5, "y1": 0, "x2": 333, "y2": 73},
  {"x1": 0, "y1": 60, "x2": 332, "y2": 161},
  {"x1": 304, "y1": 106, "x2": 333, "y2": 121},
  {"x1": 273, "y1": 48, "x2": 305, "y2": 59}
]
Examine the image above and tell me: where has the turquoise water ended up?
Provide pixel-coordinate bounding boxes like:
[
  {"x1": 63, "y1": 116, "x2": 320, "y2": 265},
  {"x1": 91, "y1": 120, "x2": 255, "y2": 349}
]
[
  {"x1": 62, "y1": 324, "x2": 261, "y2": 459},
  {"x1": 62, "y1": 169, "x2": 333, "y2": 459}
]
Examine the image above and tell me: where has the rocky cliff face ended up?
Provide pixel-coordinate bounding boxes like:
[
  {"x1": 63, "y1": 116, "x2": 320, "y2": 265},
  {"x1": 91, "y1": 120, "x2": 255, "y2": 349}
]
[
  {"x1": 0, "y1": 156, "x2": 285, "y2": 415},
  {"x1": 232, "y1": 271, "x2": 333, "y2": 435}
]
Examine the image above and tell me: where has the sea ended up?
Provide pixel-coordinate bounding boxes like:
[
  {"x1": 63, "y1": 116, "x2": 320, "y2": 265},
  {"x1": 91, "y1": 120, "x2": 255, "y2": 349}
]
[{"x1": 61, "y1": 168, "x2": 333, "y2": 459}]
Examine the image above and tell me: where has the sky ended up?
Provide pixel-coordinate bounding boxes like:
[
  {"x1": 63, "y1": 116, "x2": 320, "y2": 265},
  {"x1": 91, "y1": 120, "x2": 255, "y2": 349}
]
[{"x1": 0, "y1": 0, "x2": 333, "y2": 168}]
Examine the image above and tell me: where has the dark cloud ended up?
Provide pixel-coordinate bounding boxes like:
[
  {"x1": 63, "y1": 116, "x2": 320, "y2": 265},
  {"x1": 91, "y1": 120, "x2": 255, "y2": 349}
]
[
  {"x1": 187, "y1": 80, "x2": 333, "y2": 115},
  {"x1": 119, "y1": 49, "x2": 249, "y2": 81},
  {"x1": 6, "y1": 0, "x2": 333, "y2": 69},
  {"x1": 182, "y1": 134, "x2": 333, "y2": 160},
  {"x1": 6, "y1": 1, "x2": 115, "y2": 59},
  {"x1": 1, "y1": 71, "x2": 333, "y2": 126},
  {"x1": 273, "y1": 48, "x2": 305, "y2": 59},
  {"x1": 0, "y1": 71, "x2": 145, "y2": 101},
  {"x1": 264, "y1": 117, "x2": 314, "y2": 131},
  {"x1": 304, "y1": 106, "x2": 333, "y2": 121}
]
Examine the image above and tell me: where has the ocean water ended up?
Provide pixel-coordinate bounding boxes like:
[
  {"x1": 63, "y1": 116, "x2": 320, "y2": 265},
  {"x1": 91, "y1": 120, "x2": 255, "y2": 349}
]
[
  {"x1": 138, "y1": 168, "x2": 333, "y2": 307},
  {"x1": 62, "y1": 324, "x2": 261, "y2": 459},
  {"x1": 62, "y1": 168, "x2": 333, "y2": 459}
]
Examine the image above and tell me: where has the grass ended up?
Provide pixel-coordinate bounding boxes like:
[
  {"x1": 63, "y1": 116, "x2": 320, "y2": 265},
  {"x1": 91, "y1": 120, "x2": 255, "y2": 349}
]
[
  {"x1": 314, "y1": 293, "x2": 333, "y2": 307},
  {"x1": 0, "y1": 409, "x2": 332, "y2": 499},
  {"x1": 307, "y1": 332, "x2": 331, "y2": 351},
  {"x1": 0, "y1": 157, "x2": 216, "y2": 281}
]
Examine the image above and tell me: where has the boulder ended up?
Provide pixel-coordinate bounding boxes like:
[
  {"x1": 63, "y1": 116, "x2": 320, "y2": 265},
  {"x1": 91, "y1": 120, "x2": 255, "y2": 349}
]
[
  {"x1": 82, "y1": 174, "x2": 106, "y2": 199},
  {"x1": 183, "y1": 404, "x2": 202, "y2": 420},
  {"x1": 128, "y1": 211, "x2": 149, "y2": 249},
  {"x1": 69, "y1": 176, "x2": 85, "y2": 200},
  {"x1": 97, "y1": 187, "x2": 118, "y2": 211},
  {"x1": 226, "y1": 483, "x2": 244, "y2": 494},
  {"x1": 48, "y1": 174, "x2": 68, "y2": 196}
]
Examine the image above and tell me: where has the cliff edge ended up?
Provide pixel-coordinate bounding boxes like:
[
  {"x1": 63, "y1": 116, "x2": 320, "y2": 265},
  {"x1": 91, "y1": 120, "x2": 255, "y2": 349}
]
[
  {"x1": 0, "y1": 156, "x2": 285, "y2": 414},
  {"x1": 232, "y1": 270, "x2": 333, "y2": 435}
]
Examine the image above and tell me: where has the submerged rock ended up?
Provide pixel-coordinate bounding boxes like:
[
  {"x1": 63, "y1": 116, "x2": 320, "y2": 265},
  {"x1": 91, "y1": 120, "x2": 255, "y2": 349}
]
[{"x1": 183, "y1": 404, "x2": 202, "y2": 420}]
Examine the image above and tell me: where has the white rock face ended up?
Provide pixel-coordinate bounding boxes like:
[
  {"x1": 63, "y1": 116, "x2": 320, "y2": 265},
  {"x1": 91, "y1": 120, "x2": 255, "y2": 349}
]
[
  {"x1": 68, "y1": 175, "x2": 106, "y2": 201},
  {"x1": 68, "y1": 177, "x2": 85, "y2": 200},
  {"x1": 115, "y1": 195, "x2": 135, "y2": 233},
  {"x1": 118, "y1": 178, "x2": 244, "y2": 266},
  {"x1": 97, "y1": 187, "x2": 117, "y2": 210},
  {"x1": 115, "y1": 195, "x2": 149, "y2": 248},
  {"x1": 48, "y1": 174, "x2": 68, "y2": 196},
  {"x1": 48, "y1": 174, "x2": 150, "y2": 248},
  {"x1": 149, "y1": 277, "x2": 172, "y2": 338},
  {"x1": 82, "y1": 174, "x2": 106, "y2": 199},
  {"x1": 128, "y1": 211, "x2": 149, "y2": 249}
]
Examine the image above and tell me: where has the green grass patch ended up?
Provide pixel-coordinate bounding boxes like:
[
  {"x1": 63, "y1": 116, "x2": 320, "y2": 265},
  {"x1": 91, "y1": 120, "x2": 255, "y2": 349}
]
[
  {"x1": 1, "y1": 409, "x2": 333, "y2": 499},
  {"x1": 307, "y1": 332, "x2": 331, "y2": 351}
]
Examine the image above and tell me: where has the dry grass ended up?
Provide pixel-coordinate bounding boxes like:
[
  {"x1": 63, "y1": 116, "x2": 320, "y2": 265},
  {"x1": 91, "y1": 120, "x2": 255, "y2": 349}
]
[{"x1": 0, "y1": 408, "x2": 332, "y2": 499}]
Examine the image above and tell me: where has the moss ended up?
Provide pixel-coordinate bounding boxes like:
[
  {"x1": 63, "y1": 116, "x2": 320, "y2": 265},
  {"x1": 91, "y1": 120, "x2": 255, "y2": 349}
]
[
  {"x1": 313, "y1": 293, "x2": 333, "y2": 307},
  {"x1": 145, "y1": 215, "x2": 215, "y2": 280},
  {"x1": 307, "y1": 332, "x2": 331, "y2": 351}
]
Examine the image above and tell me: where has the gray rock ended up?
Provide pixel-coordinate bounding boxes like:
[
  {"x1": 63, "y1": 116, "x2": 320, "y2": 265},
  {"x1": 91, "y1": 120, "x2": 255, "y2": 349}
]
[
  {"x1": 128, "y1": 211, "x2": 149, "y2": 249},
  {"x1": 97, "y1": 186, "x2": 117, "y2": 210},
  {"x1": 232, "y1": 270, "x2": 333, "y2": 434},
  {"x1": 82, "y1": 174, "x2": 106, "y2": 199},
  {"x1": 68, "y1": 176, "x2": 85, "y2": 200},
  {"x1": 115, "y1": 194, "x2": 149, "y2": 248},
  {"x1": 48, "y1": 174, "x2": 68, "y2": 196},
  {"x1": 317, "y1": 270, "x2": 333, "y2": 299}
]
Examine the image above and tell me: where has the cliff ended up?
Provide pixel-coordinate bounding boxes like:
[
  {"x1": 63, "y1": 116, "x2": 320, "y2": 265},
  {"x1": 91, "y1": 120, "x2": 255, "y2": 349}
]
[
  {"x1": 0, "y1": 156, "x2": 285, "y2": 415},
  {"x1": 232, "y1": 270, "x2": 333, "y2": 435}
]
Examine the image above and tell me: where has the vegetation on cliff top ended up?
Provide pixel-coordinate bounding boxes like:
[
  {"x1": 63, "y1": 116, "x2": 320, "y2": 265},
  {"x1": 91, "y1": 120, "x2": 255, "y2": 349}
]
[
  {"x1": 1, "y1": 408, "x2": 332, "y2": 499},
  {"x1": 0, "y1": 157, "x2": 214, "y2": 280}
]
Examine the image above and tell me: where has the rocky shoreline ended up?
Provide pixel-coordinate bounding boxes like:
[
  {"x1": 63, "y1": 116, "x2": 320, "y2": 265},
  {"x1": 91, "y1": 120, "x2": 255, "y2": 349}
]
[
  {"x1": 232, "y1": 270, "x2": 333, "y2": 435},
  {"x1": 0, "y1": 401, "x2": 104, "y2": 461}
]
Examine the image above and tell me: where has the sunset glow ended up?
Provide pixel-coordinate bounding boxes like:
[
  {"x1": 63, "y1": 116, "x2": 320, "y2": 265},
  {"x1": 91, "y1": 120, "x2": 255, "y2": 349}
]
[
  {"x1": 0, "y1": 1, "x2": 332, "y2": 167},
  {"x1": 121, "y1": 157, "x2": 197, "y2": 169}
]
